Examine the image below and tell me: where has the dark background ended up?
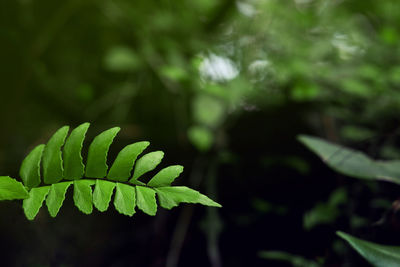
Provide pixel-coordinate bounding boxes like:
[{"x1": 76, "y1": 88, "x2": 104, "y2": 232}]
[{"x1": 1, "y1": 0, "x2": 400, "y2": 266}]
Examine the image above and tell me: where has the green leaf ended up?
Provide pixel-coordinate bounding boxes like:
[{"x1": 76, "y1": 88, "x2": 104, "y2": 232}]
[
  {"x1": 136, "y1": 186, "x2": 157, "y2": 216},
  {"x1": 114, "y1": 183, "x2": 136, "y2": 216},
  {"x1": 19, "y1": 144, "x2": 45, "y2": 188},
  {"x1": 93, "y1": 179, "x2": 116, "y2": 212},
  {"x1": 63, "y1": 123, "x2": 90, "y2": 180},
  {"x1": 0, "y1": 176, "x2": 29, "y2": 200},
  {"x1": 130, "y1": 151, "x2": 164, "y2": 184},
  {"x1": 23, "y1": 186, "x2": 50, "y2": 220},
  {"x1": 107, "y1": 141, "x2": 150, "y2": 182},
  {"x1": 259, "y1": 251, "x2": 320, "y2": 267},
  {"x1": 85, "y1": 127, "x2": 120, "y2": 178},
  {"x1": 46, "y1": 182, "x2": 73, "y2": 217},
  {"x1": 337, "y1": 231, "x2": 400, "y2": 267},
  {"x1": 73, "y1": 180, "x2": 95, "y2": 214},
  {"x1": 155, "y1": 186, "x2": 221, "y2": 209},
  {"x1": 187, "y1": 126, "x2": 214, "y2": 152},
  {"x1": 147, "y1": 165, "x2": 184, "y2": 187},
  {"x1": 103, "y1": 46, "x2": 141, "y2": 72},
  {"x1": 298, "y1": 135, "x2": 400, "y2": 184},
  {"x1": 42, "y1": 126, "x2": 70, "y2": 184},
  {"x1": 193, "y1": 95, "x2": 225, "y2": 127}
]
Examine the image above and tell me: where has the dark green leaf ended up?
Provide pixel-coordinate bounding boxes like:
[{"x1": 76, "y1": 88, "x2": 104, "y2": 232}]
[
  {"x1": 136, "y1": 186, "x2": 157, "y2": 216},
  {"x1": 42, "y1": 126, "x2": 70, "y2": 184},
  {"x1": 85, "y1": 127, "x2": 120, "y2": 178},
  {"x1": 107, "y1": 141, "x2": 150, "y2": 181},
  {"x1": 0, "y1": 176, "x2": 29, "y2": 200},
  {"x1": 259, "y1": 251, "x2": 320, "y2": 267},
  {"x1": 298, "y1": 135, "x2": 400, "y2": 184},
  {"x1": 337, "y1": 231, "x2": 400, "y2": 267},
  {"x1": 63, "y1": 123, "x2": 90, "y2": 180},
  {"x1": 23, "y1": 186, "x2": 50, "y2": 220},
  {"x1": 19, "y1": 144, "x2": 45, "y2": 188}
]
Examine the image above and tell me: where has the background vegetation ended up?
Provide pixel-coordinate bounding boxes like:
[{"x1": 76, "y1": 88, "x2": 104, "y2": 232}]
[{"x1": 1, "y1": 0, "x2": 400, "y2": 266}]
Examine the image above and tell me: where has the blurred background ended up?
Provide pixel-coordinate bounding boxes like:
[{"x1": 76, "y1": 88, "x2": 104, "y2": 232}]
[{"x1": 1, "y1": 0, "x2": 400, "y2": 266}]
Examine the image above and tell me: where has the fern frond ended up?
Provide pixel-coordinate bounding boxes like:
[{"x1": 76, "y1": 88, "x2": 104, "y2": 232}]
[{"x1": 0, "y1": 123, "x2": 221, "y2": 220}]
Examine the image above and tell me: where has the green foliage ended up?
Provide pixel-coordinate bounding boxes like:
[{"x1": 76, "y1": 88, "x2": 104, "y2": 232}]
[
  {"x1": 337, "y1": 231, "x2": 400, "y2": 267},
  {"x1": 258, "y1": 250, "x2": 321, "y2": 267},
  {"x1": 0, "y1": 176, "x2": 29, "y2": 200},
  {"x1": 300, "y1": 134, "x2": 400, "y2": 265},
  {"x1": 298, "y1": 135, "x2": 400, "y2": 184},
  {"x1": 303, "y1": 188, "x2": 347, "y2": 231},
  {"x1": 0, "y1": 124, "x2": 221, "y2": 220}
]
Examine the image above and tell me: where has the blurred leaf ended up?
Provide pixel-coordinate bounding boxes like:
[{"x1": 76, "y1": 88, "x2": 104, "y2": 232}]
[
  {"x1": 341, "y1": 79, "x2": 372, "y2": 98},
  {"x1": 298, "y1": 135, "x2": 400, "y2": 184},
  {"x1": 380, "y1": 146, "x2": 400, "y2": 160},
  {"x1": 337, "y1": 231, "x2": 400, "y2": 267},
  {"x1": 290, "y1": 84, "x2": 319, "y2": 101},
  {"x1": 188, "y1": 126, "x2": 214, "y2": 152},
  {"x1": 389, "y1": 66, "x2": 400, "y2": 84},
  {"x1": 160, "y1": 65, "x2": 188, "y2": 81},
  {"x1": 193, "y1": 94, "x2": 225, "y2": 127},
  {"x1": 303, "y1": 188, "x2": 347, "y2": 230},
  {"x1": 380, "y1": 26, "x2": 399, "y2": 45},
  {"x1": 340, "y1": 125, "x2": 374, "y2": 142},
  {"x1": 75, "y1": 84, "x2": 94, "y2": 102},
  {"x1": 304, "y1": 203, "x2": 338, "y2": 230},
  {"x1": 104, "y1": 46, "x2": 141, "y2": 72},
  {"x1": 259, "y1": 251, "x2": 321, "y2": 267},
  {"x1": 252, "y1": 198, "x2": 288, "y2": 215},
  {"x1": 328, "y1": 187, "x2": 347, "y2": 206}
]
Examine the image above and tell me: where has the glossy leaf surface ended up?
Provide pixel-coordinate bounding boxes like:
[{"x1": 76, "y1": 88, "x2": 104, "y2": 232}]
[
  {"x1": 298, "y1": 135, "x2": 400, "y2": 184},
  {"x1": 337, "y1": 231, "x2": 400, "y2": 267}
]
